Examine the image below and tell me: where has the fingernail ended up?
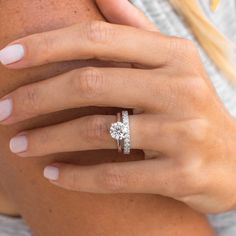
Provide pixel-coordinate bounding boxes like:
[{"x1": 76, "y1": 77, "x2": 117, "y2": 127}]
[
  {"x1": 0, "y1": 99, "x2": 13, "y2": 121},
  {"x1": 10, "y1": 135, "x2": 28, "y2": 154},
  {"x1": 44, "y1": 166, "x2": 59, "y2": 181},
  {"x1": 0, "y1": 44, "x2": 25, "y2": 65}
]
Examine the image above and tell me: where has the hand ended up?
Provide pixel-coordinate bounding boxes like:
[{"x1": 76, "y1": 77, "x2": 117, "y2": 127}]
[{"x1": 0, "y1": 0, "x2": 236, "y2": 213}]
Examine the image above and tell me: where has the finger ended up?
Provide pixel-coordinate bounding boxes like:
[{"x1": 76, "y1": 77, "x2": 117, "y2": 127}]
[
  {"x1": 0, "y1": 67, "x2": 159, "y2": 124},
  {"x1": 42, "y1": 159, "x2": 175, "y2": 195},
  {"x1": 0, "y1": 21, "x2": 173, "y2": 68},
  {"x1": 9, "y1": 114, "x2": 178, "y2": 157},
  {"x1": 95, "y1": 0, "x2": 158, "y2": 31},
  {"x1": 9, "y1": 115, "x2": 117, "y2": 157}
]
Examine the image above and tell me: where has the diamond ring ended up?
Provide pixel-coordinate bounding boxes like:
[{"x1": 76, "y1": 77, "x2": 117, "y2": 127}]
[{"x1": 110, "y1": 110, "x2": 131, "y2": 155}]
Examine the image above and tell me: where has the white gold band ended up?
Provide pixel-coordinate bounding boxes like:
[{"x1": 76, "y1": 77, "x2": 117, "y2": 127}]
[{"x1": 122, "y1": 111, "x2": 131, "y2": 155}]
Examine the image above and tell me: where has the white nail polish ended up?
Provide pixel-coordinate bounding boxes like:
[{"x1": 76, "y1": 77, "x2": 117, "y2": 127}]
[
  {"x1": 10, "y1": 135, "x2": 28, "y2": 154},
  {"x1": 0, "y1": 99, "x2": 13, "y2": 121},
  {"x1": 44, "y1": 166, "x2": 59, "y2": 181},
  {"x1": 0, "y1": 44, "x2": 25, "y2": 65}
]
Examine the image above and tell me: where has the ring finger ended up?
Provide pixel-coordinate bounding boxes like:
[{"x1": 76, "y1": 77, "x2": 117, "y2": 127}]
[{"x1": 9, "y1": 114, "x2": 178, "y2": 157}]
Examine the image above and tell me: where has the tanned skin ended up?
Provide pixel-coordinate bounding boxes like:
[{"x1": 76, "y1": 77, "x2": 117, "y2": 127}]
[{"x1": 0, "y1": 0, "x2": 215, "y2": 235}]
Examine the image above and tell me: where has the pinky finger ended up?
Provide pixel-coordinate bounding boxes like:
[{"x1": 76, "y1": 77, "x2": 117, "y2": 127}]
[{"x1": 43, "y1": 159, "x2": 173, "y2": 195}]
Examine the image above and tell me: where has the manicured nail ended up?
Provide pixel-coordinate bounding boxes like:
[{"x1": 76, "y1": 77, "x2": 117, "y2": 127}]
[
  {"x1": 44, "y1": 166, "x2": 59, "y2": 181},
  {"x1": 0, "y1": 44, "x2": 25, "y2": 65},
  {"x1": 0, "y1": 99, "x2": 13, "y2": 121},
  {"x1": 10, "y1": 135, "x2": 28, "y2": 154}
]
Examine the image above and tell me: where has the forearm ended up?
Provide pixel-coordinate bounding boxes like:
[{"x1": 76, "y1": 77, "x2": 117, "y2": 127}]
[{"x1": 0, "y1": 0, "x2": 214, "y2": 235}]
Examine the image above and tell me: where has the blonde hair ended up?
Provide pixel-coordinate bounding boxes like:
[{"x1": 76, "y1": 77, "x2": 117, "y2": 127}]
[{"x1": 169, "y1": 0, "x2": 236, "y2": 83}]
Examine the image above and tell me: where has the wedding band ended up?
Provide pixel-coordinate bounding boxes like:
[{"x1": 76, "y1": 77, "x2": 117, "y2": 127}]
[
  {"x1": 122, "y1": 111, "x2": 131, "y2": 155},
  {"x1": 110, "y1": 110, "x2": 131, "y2": 155}
]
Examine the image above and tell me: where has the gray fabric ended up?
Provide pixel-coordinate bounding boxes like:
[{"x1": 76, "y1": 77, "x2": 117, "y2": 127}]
[
  {"x1": 0, "y1": 0, "x2": 235, "y2": 235},
  {"x1": 0, "y1": 215, "x2": 31, "y2": 236}
]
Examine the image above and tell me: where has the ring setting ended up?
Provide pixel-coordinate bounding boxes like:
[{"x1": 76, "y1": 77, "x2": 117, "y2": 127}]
[
  {"x1": 110, "y1": 110, "x2": 131, "y2": 155},
  {"x1": 110, "y1": 122, "x2": 128, "y2": 140}
]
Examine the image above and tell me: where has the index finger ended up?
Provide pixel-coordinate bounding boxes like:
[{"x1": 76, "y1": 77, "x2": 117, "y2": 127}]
[{"x1": 0, "y1": 21, "x2": 173, "y2": 69}]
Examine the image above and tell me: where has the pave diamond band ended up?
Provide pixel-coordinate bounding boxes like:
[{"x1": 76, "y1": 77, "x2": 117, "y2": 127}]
[
  {"x1": 122, "y1": 111, "x2": 131, "y2": 155},
  {"x1": 110, "y1": 110, "x2": 131, "y2": 155}
]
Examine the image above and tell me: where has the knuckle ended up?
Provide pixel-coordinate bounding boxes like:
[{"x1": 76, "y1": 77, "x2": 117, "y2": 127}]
[
  {"x1": 71, "y1": 67, "x2": 105, "y2": 99},
  {"x1": 26, "y1": 129, "x2": 50, "y2": 155},
  {"x1": 176, "y1": 157, "x2": 207, "y2": 195},
  {"x1": 167, "y1": 37, "x2": 199, "y2": 61},
  {"x1": 32, "y1": 33, "x2": 54, "y2": 62},
  {"x1": 175, "y1": 38, "x2": 198, "y2": 55},
  {"x1": 98, "y1": 165, "x2": 127, "y2": 192},
  {"x1": 149, "y1": 73, "x2": 179, "y2": 112},
  {"x1": 66, "y1": 167, "x2": 79, "y2": 191},
  {"x1": 177, "y1": 119, "x2": 210, "y2": 143},
  {"x1": 184, "y1": 76, "x2": 209, "y2": 103},
  {"x1": 83, "y1": 21, "x2": 113, "y2": 44},
  {"x1": 16, "y1": 85, "x2": 40, "y2": 116},
  {"x1": 37, "y1": 129, "x2": 50, "y2": 148},
  {"x1": 84, "y1": 116, "x2": 109, "y2": 141},
  {"x1": 164, "y1": 76, "x2": 209, "y2": 115}
]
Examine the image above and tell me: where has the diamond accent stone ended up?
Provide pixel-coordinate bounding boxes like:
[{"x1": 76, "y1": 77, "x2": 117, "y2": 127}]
[{"x1": 110, "y1": 122, "x2": 128, "y2": 140}]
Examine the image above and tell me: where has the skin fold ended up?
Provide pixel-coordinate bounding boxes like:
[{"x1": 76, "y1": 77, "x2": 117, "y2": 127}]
[{"x1": 0, "y1": 0, "x2": 215, "y2": 235}]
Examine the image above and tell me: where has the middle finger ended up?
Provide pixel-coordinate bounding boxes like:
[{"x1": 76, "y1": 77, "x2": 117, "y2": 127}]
[{"x1": 0, "y1": 67, "x2": 163, "y2": 124}]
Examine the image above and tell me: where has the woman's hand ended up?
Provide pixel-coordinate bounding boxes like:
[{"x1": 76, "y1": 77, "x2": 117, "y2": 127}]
[{"x1": 0, "y1": 0, "x2": 236, "y2": 214}]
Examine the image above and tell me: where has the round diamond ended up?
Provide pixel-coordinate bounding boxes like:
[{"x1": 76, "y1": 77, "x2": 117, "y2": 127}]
[{"x1": 110, "y1": 122, "x2": 128, "y2": 140}]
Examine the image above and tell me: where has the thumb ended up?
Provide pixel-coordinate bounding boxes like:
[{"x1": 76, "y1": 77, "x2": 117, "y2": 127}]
[{"x1": 95, "y1": 0, "x2": 158, "y2": 31}]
